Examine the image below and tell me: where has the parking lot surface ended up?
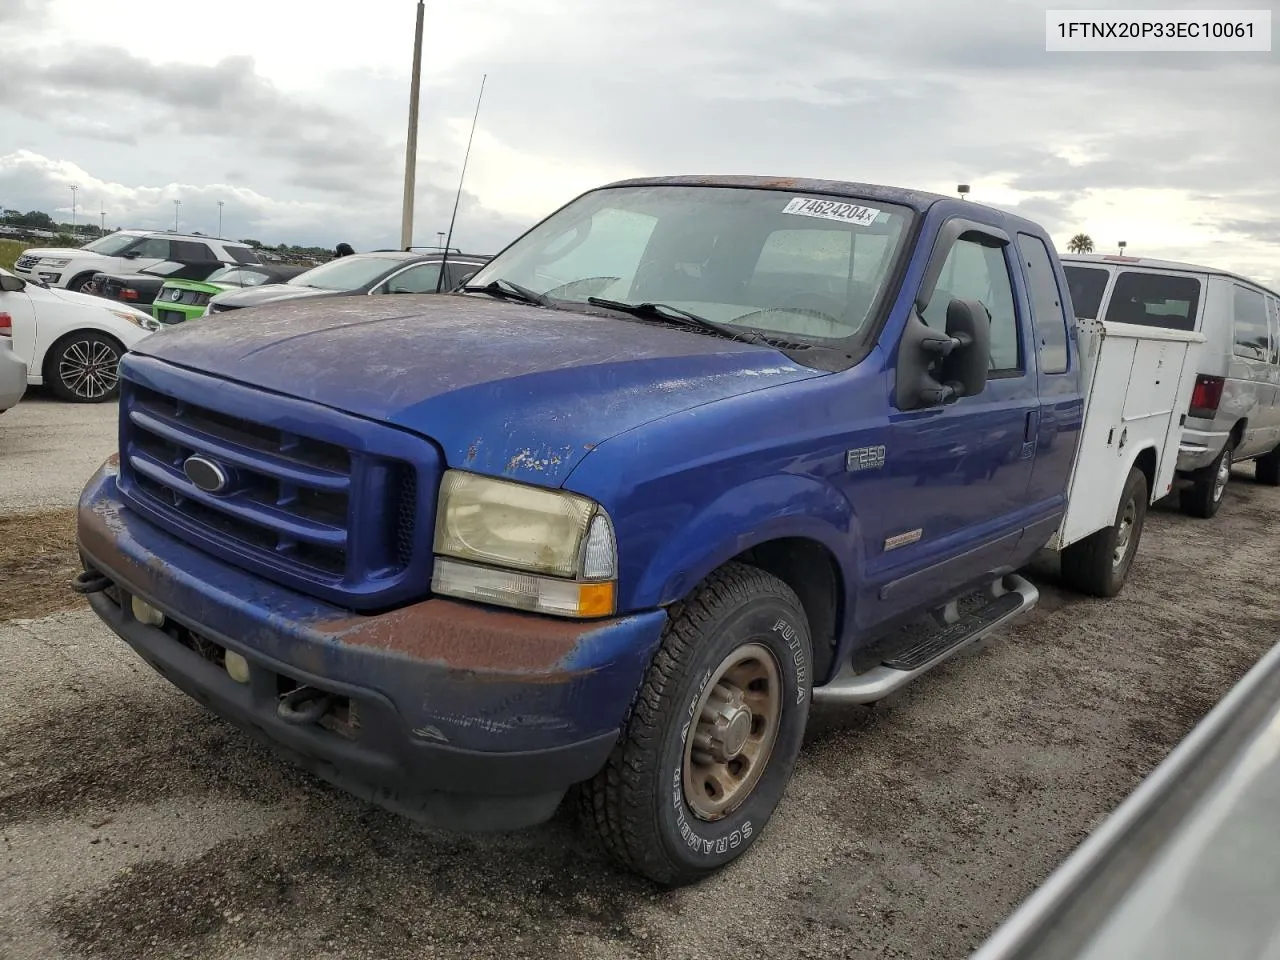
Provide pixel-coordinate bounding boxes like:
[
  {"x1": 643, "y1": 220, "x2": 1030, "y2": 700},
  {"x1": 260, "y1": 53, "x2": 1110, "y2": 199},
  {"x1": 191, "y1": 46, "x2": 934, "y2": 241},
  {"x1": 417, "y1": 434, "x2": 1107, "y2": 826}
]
[{"x1": 2, "y1": 397, "x2": 1277, "y2": 960}]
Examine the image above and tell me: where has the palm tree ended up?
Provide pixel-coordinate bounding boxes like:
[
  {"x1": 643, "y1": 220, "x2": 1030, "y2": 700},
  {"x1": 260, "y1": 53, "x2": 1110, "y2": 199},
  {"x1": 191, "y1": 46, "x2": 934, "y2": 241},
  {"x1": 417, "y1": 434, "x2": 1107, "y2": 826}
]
[{"x1": 1067, "y1": 233, "x2": 1095, "y2": 254}]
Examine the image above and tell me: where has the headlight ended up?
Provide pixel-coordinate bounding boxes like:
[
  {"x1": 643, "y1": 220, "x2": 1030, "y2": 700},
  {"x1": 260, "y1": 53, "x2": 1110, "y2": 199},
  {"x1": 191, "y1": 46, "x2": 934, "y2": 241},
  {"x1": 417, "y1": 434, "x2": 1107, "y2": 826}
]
[
  {"x1": 41, "y1": 258, "x2": 71, "y2": 268},
  {"x1": 432, "y1": 470, "x2": 618, "y2": 617},
  {"x1": 109, "y1": 309, "x2": 161, "y2": 332}
]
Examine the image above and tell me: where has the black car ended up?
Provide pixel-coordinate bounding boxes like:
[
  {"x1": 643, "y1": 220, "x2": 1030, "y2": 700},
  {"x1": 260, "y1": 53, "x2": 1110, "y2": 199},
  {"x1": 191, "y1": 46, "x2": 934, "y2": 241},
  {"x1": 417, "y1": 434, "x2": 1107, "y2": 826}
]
[
  {"x1": 93, "y1": 259, "x2": 232, "y2": 313},
  {"x1": 205, "y1": 251, "x2": 491, "y2": 314}
]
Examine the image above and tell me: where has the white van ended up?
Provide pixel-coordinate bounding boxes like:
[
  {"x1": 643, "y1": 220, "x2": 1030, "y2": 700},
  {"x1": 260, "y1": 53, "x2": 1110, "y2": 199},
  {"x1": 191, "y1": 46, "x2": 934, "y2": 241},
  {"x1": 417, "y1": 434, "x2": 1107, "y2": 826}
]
[{"x1": 1061, "y1": 254, "x2": 1280, "y2": 518}]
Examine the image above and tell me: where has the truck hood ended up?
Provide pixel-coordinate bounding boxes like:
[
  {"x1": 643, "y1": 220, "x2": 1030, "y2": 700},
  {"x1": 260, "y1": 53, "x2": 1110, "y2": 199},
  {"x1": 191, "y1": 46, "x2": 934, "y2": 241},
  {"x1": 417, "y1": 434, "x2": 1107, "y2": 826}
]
[
  {"x1": 210, "y1": 284, "x2": 335, "y2": 308},
  {"x1": 133, "y1": 294, "x2": 827, "y2": 485}
]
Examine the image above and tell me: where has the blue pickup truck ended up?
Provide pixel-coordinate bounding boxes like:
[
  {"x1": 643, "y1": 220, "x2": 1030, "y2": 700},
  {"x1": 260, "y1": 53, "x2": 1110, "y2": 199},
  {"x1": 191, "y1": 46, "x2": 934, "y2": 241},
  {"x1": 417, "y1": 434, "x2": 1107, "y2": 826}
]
[{"x1": 74, "y1": 176, "x2": 1197, "y2": 886}]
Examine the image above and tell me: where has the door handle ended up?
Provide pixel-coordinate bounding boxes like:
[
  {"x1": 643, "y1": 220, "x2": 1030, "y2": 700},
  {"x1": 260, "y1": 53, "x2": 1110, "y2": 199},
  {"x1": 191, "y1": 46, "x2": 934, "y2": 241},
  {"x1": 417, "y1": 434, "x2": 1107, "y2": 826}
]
[{"x1": 1024, "y1": 410, "x2": 1040, "y2": 442}]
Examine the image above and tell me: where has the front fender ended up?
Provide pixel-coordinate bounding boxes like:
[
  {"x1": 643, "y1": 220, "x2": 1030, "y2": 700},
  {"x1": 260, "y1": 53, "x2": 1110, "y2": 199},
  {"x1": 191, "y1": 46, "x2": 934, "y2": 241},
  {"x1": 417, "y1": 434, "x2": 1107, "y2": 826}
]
[{"x1": 632, "y1": 473, "x2": 859, "y2": 609}]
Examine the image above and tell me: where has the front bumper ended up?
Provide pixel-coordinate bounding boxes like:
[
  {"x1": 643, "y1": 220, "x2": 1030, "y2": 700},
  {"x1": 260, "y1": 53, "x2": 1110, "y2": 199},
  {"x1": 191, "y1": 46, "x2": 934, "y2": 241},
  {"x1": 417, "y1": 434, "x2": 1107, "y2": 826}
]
[
  {"x1": 152, "y1": 302, "x2": 207, "y2": 325},
  {"x1": 77, "y1": 458, "x2": 668, "y2": 830}
]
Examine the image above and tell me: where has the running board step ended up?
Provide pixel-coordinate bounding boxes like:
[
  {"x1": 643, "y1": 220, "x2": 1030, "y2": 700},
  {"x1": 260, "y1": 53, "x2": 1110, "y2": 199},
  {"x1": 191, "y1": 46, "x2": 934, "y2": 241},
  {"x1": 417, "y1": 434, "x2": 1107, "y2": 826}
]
[{"x1": 813, "y1": 573, "x2": 1039, "y2": 705}]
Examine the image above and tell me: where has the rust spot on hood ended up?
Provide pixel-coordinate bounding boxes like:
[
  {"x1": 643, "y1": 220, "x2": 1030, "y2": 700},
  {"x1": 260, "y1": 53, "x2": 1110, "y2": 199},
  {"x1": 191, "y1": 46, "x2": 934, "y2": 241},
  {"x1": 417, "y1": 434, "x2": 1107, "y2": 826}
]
[{"x1": 312, "y1": 598, "x2": 606, "y2": 674}]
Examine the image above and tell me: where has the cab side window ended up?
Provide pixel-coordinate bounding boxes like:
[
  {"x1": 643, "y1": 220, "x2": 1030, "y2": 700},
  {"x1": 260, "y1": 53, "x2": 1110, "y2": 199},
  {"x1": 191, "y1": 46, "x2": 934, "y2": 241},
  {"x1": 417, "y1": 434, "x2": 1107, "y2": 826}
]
[{"x1": 921, "y1": 237, "x2": 1021, "y2": 374}]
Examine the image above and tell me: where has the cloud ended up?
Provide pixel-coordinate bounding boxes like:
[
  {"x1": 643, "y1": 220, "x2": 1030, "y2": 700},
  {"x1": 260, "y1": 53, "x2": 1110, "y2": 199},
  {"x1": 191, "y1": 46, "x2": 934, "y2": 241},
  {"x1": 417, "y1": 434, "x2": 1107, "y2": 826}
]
[
  {"x1": 4, "y1": 47, "x2": 395, "y2": 196},
  {"x1": 0, "y1": 150, "x2": 528, "y2": 255}
]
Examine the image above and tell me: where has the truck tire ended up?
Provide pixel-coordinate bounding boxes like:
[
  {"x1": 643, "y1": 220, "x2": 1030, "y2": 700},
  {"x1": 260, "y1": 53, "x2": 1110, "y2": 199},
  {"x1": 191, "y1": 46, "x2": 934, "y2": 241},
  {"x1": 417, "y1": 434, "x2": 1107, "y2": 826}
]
[
  {"x1": 1255, "y1": 446, "x2": 1280, "y2": 486},
  {"x1": 580, "y1": 562, "x2": 812, "y2": 886},
  {"x1": 1060, "y1": 466, "x2": 1148, "y2": 598},
  {"x1": 1180, "y1": 441, "x2": 1233, "y2": 518}
]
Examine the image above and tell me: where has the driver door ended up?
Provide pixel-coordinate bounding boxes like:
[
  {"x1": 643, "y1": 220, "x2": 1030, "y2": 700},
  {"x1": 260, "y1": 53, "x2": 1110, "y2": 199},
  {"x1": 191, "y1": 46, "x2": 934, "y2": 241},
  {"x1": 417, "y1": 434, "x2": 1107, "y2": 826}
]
[{"x1": 864, "y1": 228, "x2": 1039, "y2": 624}]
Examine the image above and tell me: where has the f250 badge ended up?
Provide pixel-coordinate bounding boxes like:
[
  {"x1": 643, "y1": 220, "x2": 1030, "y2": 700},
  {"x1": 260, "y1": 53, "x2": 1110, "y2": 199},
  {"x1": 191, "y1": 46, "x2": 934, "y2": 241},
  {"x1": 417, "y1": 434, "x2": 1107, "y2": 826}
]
[{"x1": 846, "y1": 445, "x2": 886, "y2": 472}]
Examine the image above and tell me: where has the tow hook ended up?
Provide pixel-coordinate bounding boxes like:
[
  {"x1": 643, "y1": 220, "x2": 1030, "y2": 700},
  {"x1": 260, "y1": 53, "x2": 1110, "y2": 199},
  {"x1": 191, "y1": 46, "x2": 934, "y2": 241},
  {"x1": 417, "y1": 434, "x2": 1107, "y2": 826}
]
[
  {"x1": 71, "y1": 570, "x2": 113, "y2": 595},
  {"x1": 277, "y1": 686, "x2": 334, "y2": 726}
]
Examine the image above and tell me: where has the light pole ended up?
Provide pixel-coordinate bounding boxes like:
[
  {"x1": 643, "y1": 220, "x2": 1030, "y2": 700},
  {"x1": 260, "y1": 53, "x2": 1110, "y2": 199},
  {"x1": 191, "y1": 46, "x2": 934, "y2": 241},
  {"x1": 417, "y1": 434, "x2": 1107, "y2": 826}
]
[
  {"x1": 957, "y1": 183, "x2": 971, "y2": 201},
  {"x1": 174, "y1": 199, "x2": 181, "y2": 231},
  {"x1": 436, "y1": 230, "x2": 445, "y2": 250},
  {"x1": 1118, "y1": 240, "x2": 1128, "y2": 256},
  {"x1": 217, "y1": 200, "x2": 225, "y2": 239},
  {"x1": 400, "y1": 0, "x2": 426, "y2": 251},
  {"x1": 100, "y1": 204, "x2": 106, "y2": 235},
  {"x1": 70, "y1": 184, "x2": 78, "y2": 233}
]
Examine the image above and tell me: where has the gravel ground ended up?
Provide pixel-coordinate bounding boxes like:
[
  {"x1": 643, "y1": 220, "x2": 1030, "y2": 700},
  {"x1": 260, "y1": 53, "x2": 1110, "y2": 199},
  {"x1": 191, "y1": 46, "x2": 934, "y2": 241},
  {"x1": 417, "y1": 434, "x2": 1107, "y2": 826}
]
[
  {"x1": 2, "y1": 398, "x2": 1277, "y2": 959},
  {"x1": 0, "y1": 391, "x2": 118, "y2": 514}
]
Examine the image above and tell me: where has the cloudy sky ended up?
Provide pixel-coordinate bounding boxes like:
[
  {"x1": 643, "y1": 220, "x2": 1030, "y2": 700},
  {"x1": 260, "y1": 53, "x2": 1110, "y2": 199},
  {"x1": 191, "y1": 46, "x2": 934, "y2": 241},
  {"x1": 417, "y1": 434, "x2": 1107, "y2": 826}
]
[{"x1": 0, "y1": 0, "x2": 1276, "y2": 286}]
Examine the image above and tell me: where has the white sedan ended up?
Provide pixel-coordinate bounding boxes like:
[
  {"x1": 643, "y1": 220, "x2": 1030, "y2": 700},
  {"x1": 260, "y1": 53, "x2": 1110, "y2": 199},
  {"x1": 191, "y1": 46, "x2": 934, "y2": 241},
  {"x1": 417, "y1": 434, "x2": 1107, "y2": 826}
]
[{"x1": 0, "y1": 266, "x2": 161, "y2": 403}]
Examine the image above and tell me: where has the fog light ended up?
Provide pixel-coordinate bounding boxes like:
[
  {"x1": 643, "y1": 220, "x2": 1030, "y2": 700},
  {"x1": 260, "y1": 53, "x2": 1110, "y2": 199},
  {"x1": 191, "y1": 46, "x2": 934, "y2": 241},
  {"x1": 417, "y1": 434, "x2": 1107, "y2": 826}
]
[
  {"x1": 224, "y1": 650, "x2": 250, "y2": 684},
  {"x1": 131, "y1": 596, "x2": 165, "y2": 627}
]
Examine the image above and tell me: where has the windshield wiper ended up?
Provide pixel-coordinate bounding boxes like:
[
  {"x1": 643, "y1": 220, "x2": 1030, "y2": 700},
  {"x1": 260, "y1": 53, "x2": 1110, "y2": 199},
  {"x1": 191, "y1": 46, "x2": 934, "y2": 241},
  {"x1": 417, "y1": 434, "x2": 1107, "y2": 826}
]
[
  {"x1": 586, "y1": 297, "x2": 763, "y2": 345},
  {"x1": 461, "y1": 278, "x2": 549, "y2": 307}
]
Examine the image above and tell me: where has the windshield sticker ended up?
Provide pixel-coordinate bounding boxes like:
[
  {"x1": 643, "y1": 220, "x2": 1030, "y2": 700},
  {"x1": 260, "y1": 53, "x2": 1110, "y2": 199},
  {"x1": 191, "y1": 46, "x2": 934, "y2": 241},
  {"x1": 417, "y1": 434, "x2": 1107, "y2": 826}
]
[{"x1": 782, "y1": 197, "x2": 882, "y2": 226}]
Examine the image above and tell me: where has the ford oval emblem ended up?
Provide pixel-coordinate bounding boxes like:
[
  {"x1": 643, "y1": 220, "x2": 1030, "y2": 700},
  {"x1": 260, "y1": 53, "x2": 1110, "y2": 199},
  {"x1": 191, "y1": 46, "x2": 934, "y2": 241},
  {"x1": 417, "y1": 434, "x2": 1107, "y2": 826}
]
[{"x1": 183, "y1": 455, "x2": 231, "y2": 494}]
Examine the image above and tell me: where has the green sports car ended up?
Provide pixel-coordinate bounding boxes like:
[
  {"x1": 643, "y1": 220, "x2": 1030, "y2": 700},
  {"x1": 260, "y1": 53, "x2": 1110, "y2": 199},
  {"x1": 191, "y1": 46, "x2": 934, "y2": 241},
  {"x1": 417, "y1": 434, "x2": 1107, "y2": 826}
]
[{"x1": 152, "y1": 263, "x2": 310, "y2": 325}]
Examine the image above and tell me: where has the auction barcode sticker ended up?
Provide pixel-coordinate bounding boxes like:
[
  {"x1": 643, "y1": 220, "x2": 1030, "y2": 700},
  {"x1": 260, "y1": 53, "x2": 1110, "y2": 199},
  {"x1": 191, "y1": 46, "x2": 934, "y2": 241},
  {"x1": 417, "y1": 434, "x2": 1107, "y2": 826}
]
[
  {"x1": 1046, "y1": 9, "x2": 1271, "y2": 51},
  {"x1": 782, "y1": 197, "x2": 882, "y2": 226}
]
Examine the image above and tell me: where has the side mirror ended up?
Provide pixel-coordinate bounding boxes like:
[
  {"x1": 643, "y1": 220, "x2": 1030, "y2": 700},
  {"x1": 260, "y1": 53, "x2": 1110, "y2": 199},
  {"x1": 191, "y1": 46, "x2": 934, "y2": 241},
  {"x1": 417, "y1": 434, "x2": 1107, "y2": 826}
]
[
  {"x1": 940, "y1": 299, "x2": 990, "y2": 400},
  {"x1": 121, "y1": 250, "x2": 140, "y2": 259},
  {"x1": 894, "y1": 298, "x2": 991, "y2": 410},
  {"x1": 0, "y1": 274, "x2": 25, "y2": 293}
]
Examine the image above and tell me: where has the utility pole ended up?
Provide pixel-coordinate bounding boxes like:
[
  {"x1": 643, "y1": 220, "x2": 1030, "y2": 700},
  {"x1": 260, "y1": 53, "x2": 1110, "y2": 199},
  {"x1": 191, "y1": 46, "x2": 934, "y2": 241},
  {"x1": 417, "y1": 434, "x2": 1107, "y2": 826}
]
[
  {"x1": 218, "y1": 200, "x2": 225, "y2": 239},
  {"x1": 174, "y1": 199, "x2": 181, "y2": 231},
  {"x1": 70, "y1": 184, "x2": 78, "y2": 232},
  {"x1": 100, "y1": 204, "x2": 106, "y2": 235},
  {"x1": 400, "y1": 0, "x2": 426, "y2": 251}
]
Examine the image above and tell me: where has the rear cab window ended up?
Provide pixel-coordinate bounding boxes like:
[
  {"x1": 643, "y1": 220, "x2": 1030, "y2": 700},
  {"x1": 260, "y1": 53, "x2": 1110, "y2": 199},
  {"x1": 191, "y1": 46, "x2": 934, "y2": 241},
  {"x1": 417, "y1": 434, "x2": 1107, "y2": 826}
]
[
  {"x1": 228, "y1": 246, "x2": 261, "y2": 265},
  {"x1": 1103, "y1": 271, "x2": 1202, "y2": 332}
]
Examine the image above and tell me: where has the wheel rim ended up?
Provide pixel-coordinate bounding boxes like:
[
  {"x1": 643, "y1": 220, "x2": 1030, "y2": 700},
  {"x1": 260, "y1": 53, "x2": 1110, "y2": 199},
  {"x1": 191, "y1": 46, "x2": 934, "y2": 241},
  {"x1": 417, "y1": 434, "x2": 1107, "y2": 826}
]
[
  {"x1": 682, "y1": 642, "x2": 783, "y2": 821},
  {"x1": 1112, "y1": 497, "x2": 1137, "y2": 570},
  {"x1": 58, "y1": 340, "x2": 119, "y2": 400},
  {"x1": 1213, "y1": 451, "x2": 1231, "y2": 501}
]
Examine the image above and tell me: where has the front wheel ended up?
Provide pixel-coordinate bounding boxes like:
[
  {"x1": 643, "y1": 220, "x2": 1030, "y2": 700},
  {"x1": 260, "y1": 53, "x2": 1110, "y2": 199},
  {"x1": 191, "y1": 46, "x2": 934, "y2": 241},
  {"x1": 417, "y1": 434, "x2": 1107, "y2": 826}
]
[
  {"x1": 67, "y1": 273, "x2": 99, "y2": 294},
  {"x1": 1060, "y1": 466, "x2": 1148, "y2": 598},
  {"x1": 580, "y1": 563, "x2": 812, "y2": 886},
  {"x1": 45, "y1": 332, "x2": 123, "y2": 403}
]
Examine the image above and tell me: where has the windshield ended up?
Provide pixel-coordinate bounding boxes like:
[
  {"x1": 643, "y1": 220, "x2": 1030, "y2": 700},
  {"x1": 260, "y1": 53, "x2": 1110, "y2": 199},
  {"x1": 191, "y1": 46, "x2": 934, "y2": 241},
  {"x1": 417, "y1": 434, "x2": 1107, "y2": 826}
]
[
  {"x1": 81, "y1": 233, "x2": 142, "y2": 256},
  {"x1": 206, "y1": 266, "x2": 270, "y2": 287},
  {"x1": 466, "y1": 185, "x2": 912, "y2": 342},
  {"x1": 287, "y1": 256, "x2": 402, "y2": 291}
]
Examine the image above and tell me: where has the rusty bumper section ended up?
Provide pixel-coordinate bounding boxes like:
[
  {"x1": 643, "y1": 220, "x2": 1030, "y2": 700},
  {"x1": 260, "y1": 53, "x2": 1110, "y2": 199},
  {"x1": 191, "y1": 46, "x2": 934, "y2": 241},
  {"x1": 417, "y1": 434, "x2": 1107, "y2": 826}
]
[{"x1": 76, "y1": 459, "x2": 668, "y2": 831}]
